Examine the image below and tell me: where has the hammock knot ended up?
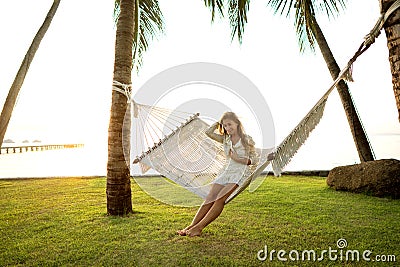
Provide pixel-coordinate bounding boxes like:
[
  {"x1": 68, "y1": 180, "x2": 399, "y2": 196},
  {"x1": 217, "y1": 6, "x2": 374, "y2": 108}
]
[
  {"x1": 364, "y1": 0, "x2": 400, "y2": 46},
  {"x1": 112, "y1": 80, "x2": 132, "y2": 101},
  {"x1": 112, "y1": 80, "x2": 139, "y2": 118},
  {"x1": 364, "y1": 14, "x2": 384, "y2": 47},
  {"x1": 343, "y1": 63, "x2": 354, "y2": 82}
]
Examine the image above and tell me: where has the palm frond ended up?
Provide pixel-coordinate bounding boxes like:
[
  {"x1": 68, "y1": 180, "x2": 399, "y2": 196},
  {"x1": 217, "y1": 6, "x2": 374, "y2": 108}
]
[
  {"x1": 114, "y1": 0, "x2": 165, "y2": 73},
  {"x1": 267, "y1": 0, "x2": 346, "y2": 17},
  {"x1": 267, "y1": 0, "x2": 346, "y2": 53},
  {"x1": 228, "y1": 0, "x2": 250, "y2": 43},
  {"x1": 203, "y1": 0, "x2": 225, "y2": 22},
  {"x1": 267, "y1": 0, "x2": 295, "y2": 17},
  {"x1": 318, "y1": 0, "x2": 346, "y2": 18},
  {"x1": 113, "y1": 0, "x2": 121, "y2": 26},
  {"x1": 295, "y1": 0, "x2": 317, "y2": 53},
  {"x1": 134, "y1": 0, "x2": 165, "y2": 73}
]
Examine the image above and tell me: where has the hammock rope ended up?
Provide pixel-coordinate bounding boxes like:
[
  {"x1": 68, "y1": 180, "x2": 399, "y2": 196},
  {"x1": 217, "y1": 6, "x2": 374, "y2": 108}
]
[
  {"x1": 111, "y1": 0, "x2": 400, "y2": 202},
  {"x1": 112, "y1": 80, "x2": 132, "y2": 103},
  {"x1": 272, "y1": 0, "x2": 400, "y2": 174}
]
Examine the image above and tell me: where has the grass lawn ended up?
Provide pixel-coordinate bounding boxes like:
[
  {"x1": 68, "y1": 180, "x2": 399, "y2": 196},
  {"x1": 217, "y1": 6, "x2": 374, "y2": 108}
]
[{"x1": 0, "y1": 176, "x2": 399, "y2": 266}]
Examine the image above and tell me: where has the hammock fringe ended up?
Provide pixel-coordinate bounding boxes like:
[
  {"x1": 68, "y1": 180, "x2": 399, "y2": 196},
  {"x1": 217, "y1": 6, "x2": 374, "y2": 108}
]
[{"x1": 272, "y1": 99, "x2": 327, "y2": 176}]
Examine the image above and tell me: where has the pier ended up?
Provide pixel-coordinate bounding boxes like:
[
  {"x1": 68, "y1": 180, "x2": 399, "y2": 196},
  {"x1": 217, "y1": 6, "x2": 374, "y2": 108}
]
[{"x1": 0, "y1": 144, "x2": 84, "y2": 154}]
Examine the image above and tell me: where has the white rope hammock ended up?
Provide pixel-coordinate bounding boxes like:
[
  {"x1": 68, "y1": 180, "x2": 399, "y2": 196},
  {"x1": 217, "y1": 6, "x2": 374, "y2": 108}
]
[
  {"x1": 127, "y1": 109, "x2": 275, "y2": 203},
  {"x1": 112, "y1": 0, "x2": 400, "y2": 204}
]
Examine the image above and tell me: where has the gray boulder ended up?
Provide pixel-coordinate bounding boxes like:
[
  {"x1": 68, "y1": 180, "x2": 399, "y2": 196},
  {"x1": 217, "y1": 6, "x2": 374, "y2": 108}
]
[{"x1": 327, "y1": 159, "x2": 400, "y2": 198}]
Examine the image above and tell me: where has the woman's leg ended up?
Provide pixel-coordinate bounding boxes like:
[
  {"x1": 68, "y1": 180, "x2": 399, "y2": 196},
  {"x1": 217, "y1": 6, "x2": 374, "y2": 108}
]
[
  {"x1": 186, "y1": 183, "x2": 238, "y2": 237},
  {"x1": 177, "y1": 183, "x2": 224, "y2": 235}
]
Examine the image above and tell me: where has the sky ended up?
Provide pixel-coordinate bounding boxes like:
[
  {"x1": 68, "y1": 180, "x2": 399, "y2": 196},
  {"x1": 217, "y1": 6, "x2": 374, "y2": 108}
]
[{"x1": 0, "y1": 0, "x2": 399, "y2": 171}]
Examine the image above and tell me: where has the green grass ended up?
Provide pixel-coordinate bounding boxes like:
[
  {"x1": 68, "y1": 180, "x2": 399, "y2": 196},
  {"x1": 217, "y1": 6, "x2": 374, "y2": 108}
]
[{"x1": 0, "y1": 176, "x2": 399, "y2": 266}]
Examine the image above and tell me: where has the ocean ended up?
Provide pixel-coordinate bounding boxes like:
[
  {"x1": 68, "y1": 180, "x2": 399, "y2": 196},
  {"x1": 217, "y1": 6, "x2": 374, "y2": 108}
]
[
  {"x1": 0, "y1": 143, "x2": 107, "y2": 179},
  {"x1": 0, "y1": 134, "x2": 399, "y2": 179}
]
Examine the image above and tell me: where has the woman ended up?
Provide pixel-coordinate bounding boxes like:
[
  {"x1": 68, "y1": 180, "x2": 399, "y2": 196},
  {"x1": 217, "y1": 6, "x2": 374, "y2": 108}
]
[{"x1": 177, "y1": 111, "x2": 258, "y2": 237}]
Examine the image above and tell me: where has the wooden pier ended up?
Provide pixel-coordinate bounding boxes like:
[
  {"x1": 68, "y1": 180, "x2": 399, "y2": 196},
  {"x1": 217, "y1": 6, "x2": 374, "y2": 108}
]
[{"x1": 0, "y1": 144, "x2": 84, "y2": 154}]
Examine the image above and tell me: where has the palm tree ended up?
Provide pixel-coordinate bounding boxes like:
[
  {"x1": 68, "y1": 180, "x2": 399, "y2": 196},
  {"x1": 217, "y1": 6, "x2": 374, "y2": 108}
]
[
  {"x1": 382, "y1": 0, "x2": 400, "y2": 122},
  {"x1": 0, "y1": 0, "x2": 61, "y2": 147},
  {"x1": 108, "y1": 0, "x2": 164, "y2": 215},
  {"x1": 277, "y1": 0, "x2": 375, "y2": 162},
  {"x1": 203, "y1": 0, "x2": 375, "y2": 162}
]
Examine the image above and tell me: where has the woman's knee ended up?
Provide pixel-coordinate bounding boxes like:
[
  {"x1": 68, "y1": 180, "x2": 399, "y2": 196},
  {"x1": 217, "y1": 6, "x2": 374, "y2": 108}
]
[
  {"x1": 205, "y1": 193, "x2": 218, "y2": 203},
  {"x1": 204, "y1": 195, "x2": 217, "y2": 204},
  {"x1": 205, "y1": 184, "x2": 223, "y2": 202}
]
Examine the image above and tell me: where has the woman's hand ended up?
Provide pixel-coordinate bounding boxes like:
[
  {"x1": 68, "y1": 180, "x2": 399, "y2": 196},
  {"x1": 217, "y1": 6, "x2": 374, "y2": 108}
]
[
  {"x1": 229, "y1": 149, "x2": 238, "y2": 160},
  {"x1": 267, "y1": 152, "x2": 275, "y2": 161}
]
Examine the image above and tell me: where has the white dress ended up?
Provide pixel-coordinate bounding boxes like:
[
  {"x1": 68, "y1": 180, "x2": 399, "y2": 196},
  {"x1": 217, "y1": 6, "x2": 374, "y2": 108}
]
[
  {"x1": 213, "y1": 137, "x2": 252, "y2": 186},
  {"x1": 205, "y1": 122, "x2": 258, "y2": 186}
]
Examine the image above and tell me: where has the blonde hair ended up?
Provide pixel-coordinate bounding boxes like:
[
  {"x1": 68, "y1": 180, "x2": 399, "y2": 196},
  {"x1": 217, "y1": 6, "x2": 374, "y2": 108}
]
[{"x1": 218, "y1": 111, "x2": 254, "y2": 152}]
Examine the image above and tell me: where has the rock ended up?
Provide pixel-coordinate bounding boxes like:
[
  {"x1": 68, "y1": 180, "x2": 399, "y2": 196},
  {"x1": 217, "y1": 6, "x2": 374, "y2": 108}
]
[{"x1": 327, "y1": 159, "x2": 400, "y2": 199}]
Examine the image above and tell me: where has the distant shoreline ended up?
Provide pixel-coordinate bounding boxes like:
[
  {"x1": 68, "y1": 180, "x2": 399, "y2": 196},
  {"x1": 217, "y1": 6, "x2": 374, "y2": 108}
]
[
  {"x1": 0, "y1": 170, "x2": 330, "y2": 180},
  {"x1": 0, "y1": 143, "x2": 84, "y2": 154}
]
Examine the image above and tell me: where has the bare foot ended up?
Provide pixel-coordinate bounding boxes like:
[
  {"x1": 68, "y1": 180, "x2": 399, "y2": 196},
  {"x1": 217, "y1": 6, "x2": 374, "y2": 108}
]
[
  {"x1": 186, "y1": 227, "x2": 202, "y2": 237},
  {"x1": 176, "y1": 229, "x2": 187, "y2": 236},
  {"x1": 176, "y1": 225, "x2": 194, "y2": 236}
]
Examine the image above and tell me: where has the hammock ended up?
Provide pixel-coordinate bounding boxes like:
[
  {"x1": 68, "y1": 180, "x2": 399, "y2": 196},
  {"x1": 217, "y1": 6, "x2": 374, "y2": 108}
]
[
  {"x1": 129, "y1": 107, "x2": 276, "y2": 203},
  {"x1": 112, "y1": 1, "x2": 400, "y2": 204},
  {"x1": 124, "y1": 89, "x2": 322, "y2": 203},
  {"x1": 116, "y1": 43, "x2": 362, "y2": 204}
]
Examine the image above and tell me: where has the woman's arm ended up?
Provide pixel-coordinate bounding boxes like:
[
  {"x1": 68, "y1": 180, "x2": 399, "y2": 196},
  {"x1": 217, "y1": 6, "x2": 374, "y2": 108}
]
[{"x1": 205, "y1": 122, "x2": 224, "y2": 143}]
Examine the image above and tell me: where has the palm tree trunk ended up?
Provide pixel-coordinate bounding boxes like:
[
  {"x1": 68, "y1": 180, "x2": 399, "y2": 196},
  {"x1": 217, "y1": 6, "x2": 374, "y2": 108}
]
[
  {"x1": 313, "y1": 20, "x2": 375, "y2": 162},
  {"x1": 382, "y1": 0, "x2": 400, "y2": 122},
  {"x1": 107, "y1": 0, "x2": 135, "y2": 215},
  {"x1": 0, "y1": 0, "x2": 61, "y2": 147}
]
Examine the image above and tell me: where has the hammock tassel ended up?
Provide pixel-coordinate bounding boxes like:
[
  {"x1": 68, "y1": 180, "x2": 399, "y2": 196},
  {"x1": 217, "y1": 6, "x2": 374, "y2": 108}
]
[
  {"x1": 272, "y1": 99, "x2": 327, "y2": 176},
  {"x1": 343, "y1": 64, "x2": 354, "y2": 82}
]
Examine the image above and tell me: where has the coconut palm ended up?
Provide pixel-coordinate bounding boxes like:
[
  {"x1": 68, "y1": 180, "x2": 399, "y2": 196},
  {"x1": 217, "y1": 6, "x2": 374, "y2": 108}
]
[
  {"x1": 0, "y1": 0, "x2": 61, "y2": 147},
  {"x1": 203, "y1": 0, "x2": 375, "y2": 162},
  {"x1": 310, "y1": 18, "x2": 375, "y2": 162},
  {"x1": 272, "y1": 0, "x2": 375, "y2": 161},
  {"x1": 382, "y1": 0, "x2": 400, "y2": 122},
  {"x1": 108, "y1": 0, "x2": 164, "y2": 215}
]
